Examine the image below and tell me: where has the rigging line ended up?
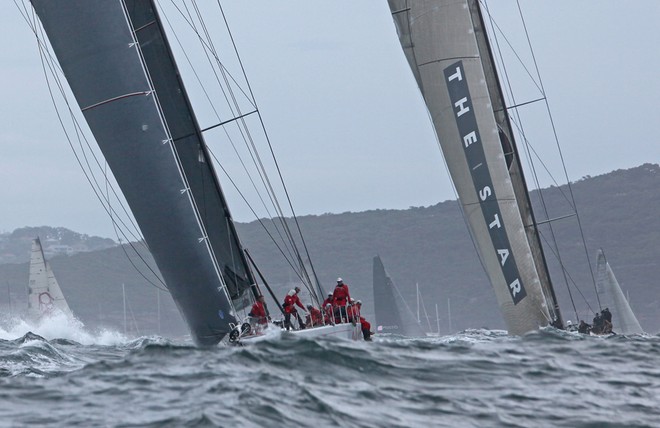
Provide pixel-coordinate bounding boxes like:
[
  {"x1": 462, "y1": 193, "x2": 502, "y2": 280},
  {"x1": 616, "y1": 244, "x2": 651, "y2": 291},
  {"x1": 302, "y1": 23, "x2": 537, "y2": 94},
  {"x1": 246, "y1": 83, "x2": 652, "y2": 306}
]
[
  {"x1": 204, "y1": 144, "x2": 301, "y2": 270},
  {"x1": 205, "y1": 145, "x2": 301, "y2": 274},
  {"x1": 507, "y1": 115, "x2": 577, "y2": 210},
  {"x1": 514, "y1": 0, "x2": 599, "y2": 309},
  {"x1": 211, "y1": 159, "x2": 312, "y2": 284},
  {"x1": 34, "y1": 33, "x2": 167, "y2": 292},
  {"x1": 164, "y1": 0, "x2": 255, "y2": 109},
  {"x1": 477, "y1": 0, "x2": 543, "y2": 94},
  {"x1": 537, "y1": 228, "x2": 595, "y2": 319},
  {"x1": 159, "y1": 2, "x2": 243, "y2": 125},
  {"x1": 215, "y1": 1, "x2": 320, "y2": 295},
  {"x1": 173, "y1": 1, "x2": 303, "y2": 268},
  {"x1": 484, "y1": 0, "x2": 568, "y2": 316},
  {"x1": 496, "y1": 96, "x2": 545, "y2": 111}
]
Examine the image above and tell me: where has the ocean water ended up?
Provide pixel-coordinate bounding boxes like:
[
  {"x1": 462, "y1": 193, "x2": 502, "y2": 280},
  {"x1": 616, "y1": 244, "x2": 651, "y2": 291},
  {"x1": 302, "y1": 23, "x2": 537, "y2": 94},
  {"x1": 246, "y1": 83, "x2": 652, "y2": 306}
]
[{"x1": 0, "y1": 317, "x2": 658, "y2": 428}]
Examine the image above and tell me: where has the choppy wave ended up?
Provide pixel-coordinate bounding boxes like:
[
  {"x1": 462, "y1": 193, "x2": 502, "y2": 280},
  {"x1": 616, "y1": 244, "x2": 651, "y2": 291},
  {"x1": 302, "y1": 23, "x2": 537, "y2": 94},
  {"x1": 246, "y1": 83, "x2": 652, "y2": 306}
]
[{"x1": 1, "y1": 326, "x2": 659, "y2": 427}]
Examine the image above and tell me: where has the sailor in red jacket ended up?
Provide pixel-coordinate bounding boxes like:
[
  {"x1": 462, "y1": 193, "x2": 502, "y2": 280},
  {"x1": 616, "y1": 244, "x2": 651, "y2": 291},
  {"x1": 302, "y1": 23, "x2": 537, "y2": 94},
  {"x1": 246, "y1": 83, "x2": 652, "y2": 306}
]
[
  {"x1": 322, "y1": 292, "x2": 333, "y2": 309},
  {"x1": 332, "y1": 278, "x2": 351, "y2": 322},
  {"x1": 249, "y1": 295, "x2": 269, "y2": 326},
  {"x1": 355, "y1": 301, "x2": 373, "y2": 341},
  {"x1": 305, "y1": 305, "x2": 323, "y2": 327},
  {"x1": 346, "y1": 298, "x2": 359, "y2": 323},
  {"x1": 282, "y1": 286, "x2": 307, "y2": 330}
]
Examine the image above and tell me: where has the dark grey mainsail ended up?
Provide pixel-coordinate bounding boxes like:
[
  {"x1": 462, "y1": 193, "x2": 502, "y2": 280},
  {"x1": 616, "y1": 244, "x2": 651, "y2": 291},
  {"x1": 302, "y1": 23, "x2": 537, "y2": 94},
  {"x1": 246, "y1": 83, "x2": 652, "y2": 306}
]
[
  {"x1": 387, "y1": 0, "x2": 562, "y2": 334},
  {"x1": 373, "y1": 256, "x2": 425, "y2": 337},
  {"x1": 595, "y1": 250, "x2": 644, "y2": 335},
  {"x1": 31, "y1": 0, "x2": 256, "y2": 345}
]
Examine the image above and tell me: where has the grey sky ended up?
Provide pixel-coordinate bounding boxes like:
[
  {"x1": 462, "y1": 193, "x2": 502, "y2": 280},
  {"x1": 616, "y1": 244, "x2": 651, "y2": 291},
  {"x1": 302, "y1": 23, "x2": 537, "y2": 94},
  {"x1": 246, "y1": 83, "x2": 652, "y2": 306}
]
[{"x1": 1, "y1": 1, "x2": 658, "y2": 239}]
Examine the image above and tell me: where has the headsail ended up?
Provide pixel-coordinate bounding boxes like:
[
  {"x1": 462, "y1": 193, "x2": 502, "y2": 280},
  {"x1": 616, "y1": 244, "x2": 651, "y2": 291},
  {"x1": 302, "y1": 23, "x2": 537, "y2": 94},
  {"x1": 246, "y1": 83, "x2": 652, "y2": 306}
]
[
  {"x1": 30, "y1": 0, "x2": 256, "y2": 345},
  {"x1": 595, "y1": 250, "x2": 644, "y2": 335},
  {"x1": 372, "y1": 256, "x2": 425, "y2": 337},
  {"x1": 27, "y1": 237, "x2": 74, "y2": 321},
  {"x1": 387, "y1": 0, "x2": 561, "y2": 334}
]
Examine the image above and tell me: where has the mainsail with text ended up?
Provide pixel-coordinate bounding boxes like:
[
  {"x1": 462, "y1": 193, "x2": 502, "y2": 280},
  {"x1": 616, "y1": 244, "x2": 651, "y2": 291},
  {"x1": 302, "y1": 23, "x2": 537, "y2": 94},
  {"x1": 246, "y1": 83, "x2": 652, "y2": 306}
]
[{"x1": 387, "y1": 0, "x2": 562, "y2": 334}]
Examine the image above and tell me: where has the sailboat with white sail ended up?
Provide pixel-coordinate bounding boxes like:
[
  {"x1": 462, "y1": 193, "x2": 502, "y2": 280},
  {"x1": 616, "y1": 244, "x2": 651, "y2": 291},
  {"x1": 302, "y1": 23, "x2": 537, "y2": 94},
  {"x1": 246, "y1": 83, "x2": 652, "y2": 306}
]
[
  {"x1": 28, "y1": 0, "x2": 361, "y2": 345},
  {"x1": 386, "y1": 0, "x2": 613, "y2": 334},
  {"x1": 27, "y1": 237, "x2": 74, "y2": 322},
  {"x1": 595, "y1": 249, "x2": 644, "y2": 335}
]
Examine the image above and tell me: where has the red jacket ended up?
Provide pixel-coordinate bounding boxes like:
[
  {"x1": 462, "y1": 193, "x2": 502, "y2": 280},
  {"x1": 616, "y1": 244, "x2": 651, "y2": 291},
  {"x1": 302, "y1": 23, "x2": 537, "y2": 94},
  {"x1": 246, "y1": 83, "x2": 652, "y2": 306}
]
[
  {"x1": 249, "y1": 301, "x2": 268, "y2": 324},
  {"x1": 332, "y1": 284, "x2": 350, "y2": 306},
  {"x1": 283, "y1": 292, "x2": 305, "y2": 314},
  {"x1": 322, "y1": 296, "x2": 333, "y2": 308},
  {"x1": 306, "y1": 307, "x2": 323, "y2": 327},
  {"x1": 359, "y1": 316, "x2": 371, "y2": 332}
]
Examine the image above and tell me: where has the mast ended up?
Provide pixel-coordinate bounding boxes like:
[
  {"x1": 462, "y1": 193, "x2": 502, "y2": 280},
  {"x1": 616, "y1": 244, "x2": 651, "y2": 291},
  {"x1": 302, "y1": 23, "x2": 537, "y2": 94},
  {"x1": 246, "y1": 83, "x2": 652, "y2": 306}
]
[
  {"x1": 387, "y1": 0, "x2": 560, "y2": 334},
  {"x1": 435, "y1": 303, "x2": 440, "y2": 335}
]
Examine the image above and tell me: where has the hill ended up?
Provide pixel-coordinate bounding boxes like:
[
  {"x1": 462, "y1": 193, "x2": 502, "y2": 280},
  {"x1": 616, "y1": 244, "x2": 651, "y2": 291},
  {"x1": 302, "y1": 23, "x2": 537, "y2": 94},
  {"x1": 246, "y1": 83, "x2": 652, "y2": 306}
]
[{"x1": 1, "y1": 164, "x2": 658, "y2": 336}]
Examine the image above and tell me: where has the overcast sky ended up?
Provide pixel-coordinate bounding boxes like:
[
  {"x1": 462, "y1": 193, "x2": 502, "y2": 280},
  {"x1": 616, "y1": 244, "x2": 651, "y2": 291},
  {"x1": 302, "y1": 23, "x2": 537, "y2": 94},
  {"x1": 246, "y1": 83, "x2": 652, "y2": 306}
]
[{"x1": 1, "y1": 1, "x2": 658, "y2": 239}]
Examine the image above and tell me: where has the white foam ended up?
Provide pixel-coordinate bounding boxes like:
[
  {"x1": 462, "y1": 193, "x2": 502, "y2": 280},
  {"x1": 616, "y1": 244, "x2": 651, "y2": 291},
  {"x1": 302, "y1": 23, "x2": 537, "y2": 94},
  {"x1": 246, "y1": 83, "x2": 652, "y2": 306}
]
[{"x1": 0, "y1": 312, "x2": 128, "y2": 346}]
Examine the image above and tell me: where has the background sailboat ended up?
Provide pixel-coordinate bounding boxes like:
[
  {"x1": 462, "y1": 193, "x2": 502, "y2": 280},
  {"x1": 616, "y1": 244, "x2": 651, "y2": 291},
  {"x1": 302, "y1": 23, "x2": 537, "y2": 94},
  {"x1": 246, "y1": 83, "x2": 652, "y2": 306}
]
[
  {"x1": 595, "y1": 249, "x2": 644, "y2": 335},
  {"x1": 373, "y1": 255, "x2": 425, "y2": 336},
  {"x1": 27, "y1": 237, "x2": 74, "y2": 322}
]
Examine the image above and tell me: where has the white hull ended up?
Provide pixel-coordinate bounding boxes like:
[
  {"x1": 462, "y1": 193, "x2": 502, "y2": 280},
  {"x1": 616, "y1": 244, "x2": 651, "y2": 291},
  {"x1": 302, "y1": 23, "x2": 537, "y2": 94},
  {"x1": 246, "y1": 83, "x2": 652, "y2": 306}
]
[{"x1": 238, "y1": 322, "x2": 363, "y2": 344}]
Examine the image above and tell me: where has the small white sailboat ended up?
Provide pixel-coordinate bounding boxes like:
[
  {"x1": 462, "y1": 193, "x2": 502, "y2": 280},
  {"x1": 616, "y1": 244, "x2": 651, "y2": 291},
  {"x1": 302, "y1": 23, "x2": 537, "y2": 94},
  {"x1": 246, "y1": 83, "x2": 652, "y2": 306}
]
[
  {"x1": 595, "y1": 249, "x2": 644, "y2": 335},
  {"x1": 27, "y1": 237, "x2": 74, "y2": 322}
]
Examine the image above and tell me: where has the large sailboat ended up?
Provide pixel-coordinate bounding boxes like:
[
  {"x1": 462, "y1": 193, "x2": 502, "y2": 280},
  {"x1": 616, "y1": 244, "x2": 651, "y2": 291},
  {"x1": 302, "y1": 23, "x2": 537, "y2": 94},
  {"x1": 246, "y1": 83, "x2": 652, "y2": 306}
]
[
  {"x1": 372, "y1": 255, "x2": 425, "y2": 337},
  {"x1": 27, "y1": 237, "x2": 74, "y2": 322},
  {"x1": 29, "y1": 1, "x2": 361, "y2": 345},
  {"x1": 386, "y1": 0, "x2": 568, "y2": 335},
  {"x1": 595, "y1": 250, "x2": 644, "y2": 335}
]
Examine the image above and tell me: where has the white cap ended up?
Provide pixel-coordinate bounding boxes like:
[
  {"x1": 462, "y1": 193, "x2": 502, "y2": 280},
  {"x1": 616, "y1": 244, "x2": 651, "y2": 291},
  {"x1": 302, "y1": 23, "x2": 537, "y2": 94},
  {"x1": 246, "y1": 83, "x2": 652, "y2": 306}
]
[{"x1": 337, "y1": 277, "x2": 343, "y2": 282}]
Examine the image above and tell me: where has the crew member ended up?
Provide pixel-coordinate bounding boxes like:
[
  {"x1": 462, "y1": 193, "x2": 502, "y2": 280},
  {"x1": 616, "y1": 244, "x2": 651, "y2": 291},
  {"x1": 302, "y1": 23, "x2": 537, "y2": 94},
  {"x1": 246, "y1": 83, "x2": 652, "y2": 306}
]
[
  {"x1": 306, "y1": 305, "x2": 323, "y2": 327},
  {"x1": 332, "y1": 278, "x2": 351, "y2": 322},
  {"x1": 248, "y1": 295, "x2": 269, "y2": 326},
  {"x1": 283, "y1": 286, "x2": 307, "y2": 330},
  {"x1": 355, "y1": 301, "x2": 373, "y2": 341},
  {"x1": 322, "y1": 292, "x2": 334, "y2": 309}
]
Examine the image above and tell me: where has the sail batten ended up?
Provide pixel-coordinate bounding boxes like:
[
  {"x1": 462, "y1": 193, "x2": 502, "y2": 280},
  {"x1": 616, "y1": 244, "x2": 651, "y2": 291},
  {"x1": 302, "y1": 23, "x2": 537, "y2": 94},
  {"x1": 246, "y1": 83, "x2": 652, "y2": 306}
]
[{"x1": 388, "y1": 0, "x2": 559, "y2": 334}]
